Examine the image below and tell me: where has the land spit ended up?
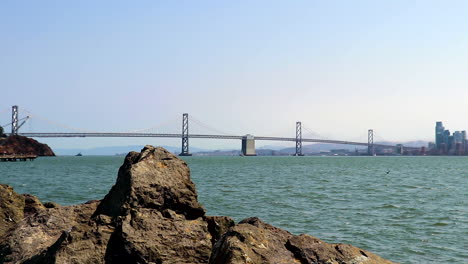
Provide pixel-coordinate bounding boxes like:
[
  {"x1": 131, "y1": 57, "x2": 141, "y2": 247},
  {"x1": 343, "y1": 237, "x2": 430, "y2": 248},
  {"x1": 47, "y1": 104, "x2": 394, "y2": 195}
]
[{"x1": 0, "y1": 146, "x2": 395, "y2": 264}]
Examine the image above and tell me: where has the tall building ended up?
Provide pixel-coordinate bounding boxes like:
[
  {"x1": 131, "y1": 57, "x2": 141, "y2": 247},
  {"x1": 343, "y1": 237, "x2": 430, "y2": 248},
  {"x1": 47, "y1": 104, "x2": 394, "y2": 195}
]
[
  {"x1": 462, "y1": 131, "x2": 467, "y2": 154},
  {"x1": 435, "y1": 121, "x2": 445, "y2": 149}
]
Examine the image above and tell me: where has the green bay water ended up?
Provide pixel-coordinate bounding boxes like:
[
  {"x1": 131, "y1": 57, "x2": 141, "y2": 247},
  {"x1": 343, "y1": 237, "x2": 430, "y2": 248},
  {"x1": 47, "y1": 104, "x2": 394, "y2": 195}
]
[{"x1": 1, "y1": 156, "x2": 466, "y2": 263}]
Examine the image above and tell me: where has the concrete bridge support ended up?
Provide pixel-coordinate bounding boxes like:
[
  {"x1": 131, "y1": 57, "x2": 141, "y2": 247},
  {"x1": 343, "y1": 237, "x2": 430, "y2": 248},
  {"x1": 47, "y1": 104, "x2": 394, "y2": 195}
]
[{"x1": 241, "y1": 134, "x2": 256, "y2": 156}]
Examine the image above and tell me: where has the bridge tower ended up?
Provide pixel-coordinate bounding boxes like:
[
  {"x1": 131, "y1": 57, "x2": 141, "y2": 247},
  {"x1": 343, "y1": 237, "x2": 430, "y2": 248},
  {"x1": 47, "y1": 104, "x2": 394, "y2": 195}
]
[
  {"x1": 11, "y1": 105, "x2": 19, "y2": 135},
  {"x1": 368, "y1": 129, "x2": 374, "y2": 156},
  {"x1": 179, "y1": 113, "x2": 192, "y2": 156},
  {"x1": 295, "y1": 122, "x2": 303, "y2": 156}
]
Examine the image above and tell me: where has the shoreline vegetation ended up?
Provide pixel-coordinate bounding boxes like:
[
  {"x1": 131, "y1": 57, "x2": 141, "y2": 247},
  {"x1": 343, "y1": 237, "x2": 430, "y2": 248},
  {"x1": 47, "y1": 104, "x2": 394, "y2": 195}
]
[{"x1": 0, "y1": 146, "x2": 395, "y2": 263}]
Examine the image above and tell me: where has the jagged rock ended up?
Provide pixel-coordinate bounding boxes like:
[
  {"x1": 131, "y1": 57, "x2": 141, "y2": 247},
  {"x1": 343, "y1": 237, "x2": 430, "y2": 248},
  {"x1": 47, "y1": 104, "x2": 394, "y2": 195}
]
[
  {"x1": 42, "y1": 146, "x2": 214, "y2": 263},
  {"x1": 43, "y1": 202, "x2": 60, "y2": 209},
  {"x1": 94, "y1": 146, "x2": 205, "y2": 220},
  {"x1": 0, "y1": 135, "x2": 55, "y2": 156},
  {"x1": 0, "y1": 200, "x2": 99, "y2": 264},
  {"x1": 23, "y1": 194, "x2": 46, "y2": 217},
  {"x1": 209, "y1": 217, "x2": 395, "y2": 264},
  {"x1": 286, "y1": 234, "x2": 394, "y2": 264},
  {"x1": 206, "y1": 216, "x2": 236, "y2": 245},
  {"x1": 209, "y1": 217, "x2": 298, "y2": 264},
  {"x1": 0, "y1": 146, "x2": 396, "y2": 264},
  {"x1": 0, "y1": 184, "x2": 25, "y2": 237},
  {"x1": 105, "y1": 208, "x2": 212, "y2": 264},
  {"x1": 39, "y1": 212, "x2": 114, "y2": 264}
]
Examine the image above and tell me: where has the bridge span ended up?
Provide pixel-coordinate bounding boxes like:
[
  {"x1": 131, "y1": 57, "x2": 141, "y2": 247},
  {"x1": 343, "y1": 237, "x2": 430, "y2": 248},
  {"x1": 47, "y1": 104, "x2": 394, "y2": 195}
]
[
  {"x1": 4, "y1": 105, "x2": 423, "y2": 156},
  {"x1": 18, "y1": 132, "x2": 420, "y2": 156}
]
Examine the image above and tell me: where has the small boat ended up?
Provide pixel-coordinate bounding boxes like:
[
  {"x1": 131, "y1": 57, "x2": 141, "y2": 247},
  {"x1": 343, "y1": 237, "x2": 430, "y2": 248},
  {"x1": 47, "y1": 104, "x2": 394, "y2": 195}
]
[{"x1": 75, "y1": 152, "x2": 83, "y2": 156}]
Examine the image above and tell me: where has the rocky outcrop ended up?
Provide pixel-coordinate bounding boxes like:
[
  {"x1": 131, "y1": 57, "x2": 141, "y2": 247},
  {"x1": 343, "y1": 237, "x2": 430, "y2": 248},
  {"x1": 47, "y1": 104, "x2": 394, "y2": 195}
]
[
  {"x1": 0, "y1": 146, "x2": 396, "y2": 264},
  {"x1": 43, "y1": 146, "x2": 215, "y2": 264},
  {"x1": 0, "y1": 185, "x2": 48, "y2": 238},
  {"x1": 0, "y1": 201, "x2": 99, "y2": 263},
  {"x1": 0, "y1": 135, "x2": 55, "y2": 156},
  {"x1": 0, "y1": 184, "x2": 26, "y2": 237},
  {"x1": 209, "y1": 217, "x2": 394, "y2": 264}
]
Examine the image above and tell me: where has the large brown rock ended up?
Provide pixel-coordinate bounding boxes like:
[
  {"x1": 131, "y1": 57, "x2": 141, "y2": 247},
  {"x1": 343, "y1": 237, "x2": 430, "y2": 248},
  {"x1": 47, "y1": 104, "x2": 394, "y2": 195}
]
[
  {"x1": 0, "y1": 184, "x2": 25, "y2": 237},
  {"x1": 209, "y1": 217, "x2": 395, "y2": 264},
  {"x1": 94, "y1": 146, "x2": 205, "y2": 220},
  {"x1": 0, "y1": 146, "x2": 396, "y2": 264},
  {"x1": 39, "y1": 146, "x2": 215, "y2": 264},
  {"x1": 0, "y1": 135, "x2": 55, "y2": 156},
  {"x1": 286, "y1": 234, "x2": 394, "y2": 264},
  {"x1": 105, "y1": 208, "x2": 212, "y2": 264},
  {"x1": 0, "y1": 201, "x2": 99, "y2": 263}
]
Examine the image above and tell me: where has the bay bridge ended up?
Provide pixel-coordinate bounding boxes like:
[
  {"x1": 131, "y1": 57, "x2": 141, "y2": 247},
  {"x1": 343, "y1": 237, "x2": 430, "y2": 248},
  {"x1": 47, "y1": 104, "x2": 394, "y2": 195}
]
[{"x1": 2, "y1": 105, "x2": 424, "y2": 156}]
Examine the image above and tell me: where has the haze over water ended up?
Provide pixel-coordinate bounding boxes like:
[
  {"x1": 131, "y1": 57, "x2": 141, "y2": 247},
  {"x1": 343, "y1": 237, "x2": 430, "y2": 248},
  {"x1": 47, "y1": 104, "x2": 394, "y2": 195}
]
[{"x1": 1, "y1": 155, "x2": 466, "y2": 263}]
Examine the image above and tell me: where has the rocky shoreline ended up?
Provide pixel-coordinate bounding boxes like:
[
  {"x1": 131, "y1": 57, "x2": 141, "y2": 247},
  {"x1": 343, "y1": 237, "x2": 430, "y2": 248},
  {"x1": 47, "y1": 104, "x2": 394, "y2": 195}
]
[
  {"x1": 0, "y1": 146, "x2": 395, "y2": 263},
  {"x1": 0, "y1": 135, "x2": 55, "y2": 156}
]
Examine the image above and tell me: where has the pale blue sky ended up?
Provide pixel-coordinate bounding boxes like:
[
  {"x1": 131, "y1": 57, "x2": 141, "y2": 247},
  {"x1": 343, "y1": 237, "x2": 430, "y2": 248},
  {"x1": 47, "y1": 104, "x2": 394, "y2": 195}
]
[{"x1": 1, "y1": 1, "x2": 468, "y2": 149}]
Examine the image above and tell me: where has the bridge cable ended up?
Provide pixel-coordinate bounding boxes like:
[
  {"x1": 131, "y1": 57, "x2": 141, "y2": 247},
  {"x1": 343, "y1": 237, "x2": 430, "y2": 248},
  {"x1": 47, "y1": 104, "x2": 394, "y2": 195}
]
[
  {"x1": 189, "y1": 115, "x2": 238, "y2": 136},
  {"x1": 302, "y1": 126, "x2": 331, "y2": 140},
  {"x1": 22, "y1": 109, "x2": 95, "y2": 133},
  {"x1": 125, "y1": 117, "x2": 180, "y2": 134}
]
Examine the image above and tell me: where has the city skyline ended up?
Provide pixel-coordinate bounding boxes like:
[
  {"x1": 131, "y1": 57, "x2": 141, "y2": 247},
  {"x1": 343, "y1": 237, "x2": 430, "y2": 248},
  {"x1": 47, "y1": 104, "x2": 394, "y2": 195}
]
[{"x1": 2, "y1": 1, "x2": 468, "y2": 149}]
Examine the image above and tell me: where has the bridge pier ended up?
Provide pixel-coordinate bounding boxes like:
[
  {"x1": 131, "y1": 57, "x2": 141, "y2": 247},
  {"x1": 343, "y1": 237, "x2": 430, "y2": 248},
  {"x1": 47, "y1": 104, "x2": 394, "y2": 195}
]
[
  {"x1": 241, "y1": 134, "x2": 256, "y2": 156},
  {"x1": 396, "y1": 144, "x2": 404, "y2": 155},
  {"x1": 295, "y1": 122, "x2": 303, "y2": 156},
  {"x1": 368, "y1": 129, "x2": 375, "y2": 156},
  {"x1": 179, "y1": 113, "x2": 192, "y2": 156}
]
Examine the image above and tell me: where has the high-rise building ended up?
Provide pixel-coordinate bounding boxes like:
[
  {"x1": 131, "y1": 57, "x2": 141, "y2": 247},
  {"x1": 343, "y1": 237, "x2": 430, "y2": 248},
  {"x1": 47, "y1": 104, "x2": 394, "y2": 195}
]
[
  {"x1": 435, "y1": 121, "x2": 445, "y2": 150},
  {"x1": 453, "y1": 131, "x2": 463, "y2": 143},
  {"x1": 444, "y1": 130, "x2": 451, "y2": 153}
]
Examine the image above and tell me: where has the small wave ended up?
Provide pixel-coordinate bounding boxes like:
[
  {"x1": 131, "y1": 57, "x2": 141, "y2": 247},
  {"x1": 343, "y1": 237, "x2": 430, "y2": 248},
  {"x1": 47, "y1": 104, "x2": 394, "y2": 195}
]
[
  {"x1": 432, "y1": 222, "x2": 449, "y2": 226},
  {"x1": 378, "y1": 204, "x2": 400, "y2": 209}
]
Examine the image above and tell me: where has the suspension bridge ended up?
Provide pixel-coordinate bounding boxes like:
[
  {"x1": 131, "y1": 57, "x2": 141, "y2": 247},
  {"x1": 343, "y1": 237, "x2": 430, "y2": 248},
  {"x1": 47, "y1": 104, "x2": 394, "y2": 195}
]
[{"x1": 1, "y1": 105, "x2": 424, "y2": 156}]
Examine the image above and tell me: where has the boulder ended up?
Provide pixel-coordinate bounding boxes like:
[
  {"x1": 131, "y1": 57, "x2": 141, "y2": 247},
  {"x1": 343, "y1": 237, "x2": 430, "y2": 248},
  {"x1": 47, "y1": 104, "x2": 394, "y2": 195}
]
[
  {"x1": 0, "y1": 184, "x2": 25, "y2": 237},
  {"x1": 94, "y1": 146, "x2": 205, "y2": 220},
  {"x1": 105, "y1": 208, "x2": 212, "y2": 264},
  {"x1": 0, "y1": 200, "x2": 99, "y2": 263},
  {"x1": 286, "y1": 234, "x2": 394, "y2": 264},
  {"x1": 209, "y1": 217, "x2": 395, "y2": 264},
  {"x1": 209, "y1": 217, "x2": 298, "y2": 264},
  {"x1": 36, "y1": 146, "x2": 215, "y2": 264}
]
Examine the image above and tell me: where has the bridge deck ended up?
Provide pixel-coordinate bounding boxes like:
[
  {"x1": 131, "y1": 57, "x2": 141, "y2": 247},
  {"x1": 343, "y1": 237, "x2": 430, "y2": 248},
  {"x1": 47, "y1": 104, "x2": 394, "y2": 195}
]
[{"x1": 18, "y1": 133, "x2": 421, "y2": 150}]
